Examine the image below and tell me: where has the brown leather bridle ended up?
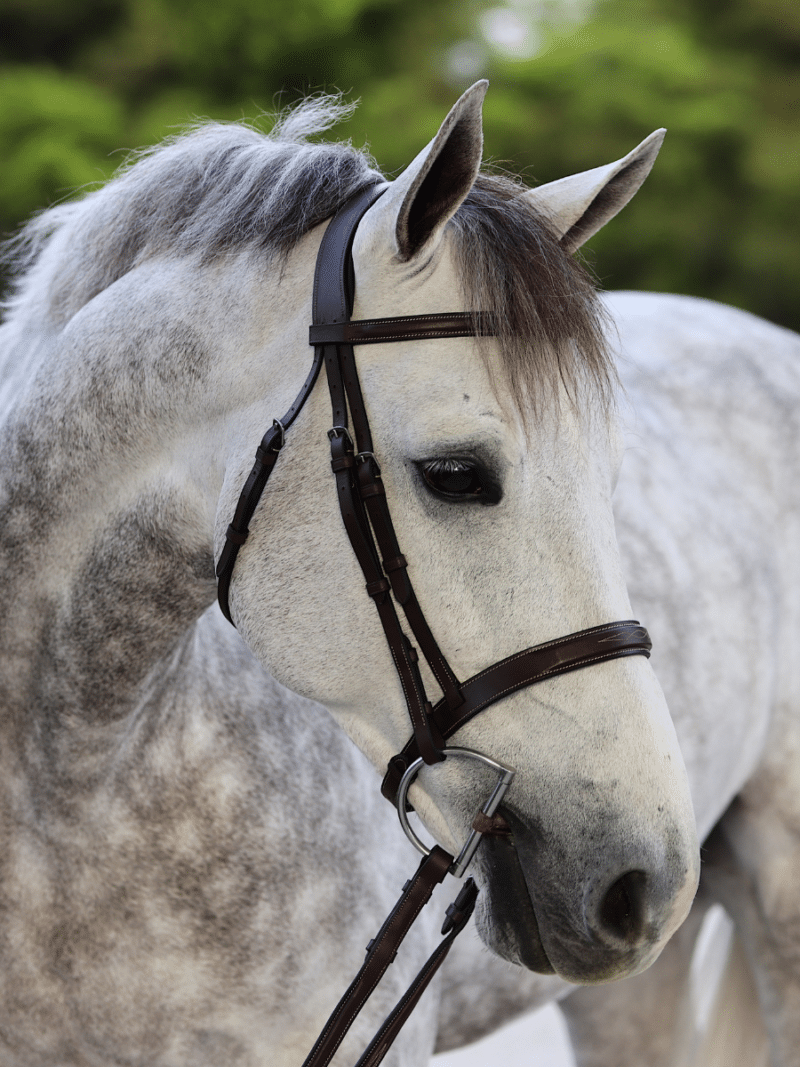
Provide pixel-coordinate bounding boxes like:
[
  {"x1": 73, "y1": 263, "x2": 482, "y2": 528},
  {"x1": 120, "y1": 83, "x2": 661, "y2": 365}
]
[{"x1": 216, "y1": 183, "x2": 652, "y2": 1067}]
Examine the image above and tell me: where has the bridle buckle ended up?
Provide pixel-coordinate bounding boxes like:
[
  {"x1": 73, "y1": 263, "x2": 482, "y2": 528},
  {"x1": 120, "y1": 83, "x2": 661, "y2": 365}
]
[
  {"x1": 271, "y1": 418, "x2": 286, "y2": 450},
  {"x1": 355, "y1": 450, "x2": 380, "y2": 472},
  {"x1": 327, "y1": 425, "x2": 353, "y2": 447},
  {"x1": 395, "y1": 747, "x2": 515, "y2": 878}
]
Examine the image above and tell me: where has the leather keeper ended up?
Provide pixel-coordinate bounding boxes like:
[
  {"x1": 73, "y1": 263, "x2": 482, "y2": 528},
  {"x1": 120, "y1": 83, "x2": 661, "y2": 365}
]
[
  {"x1": 416, "y1": 711, "x2": 445, "y2": 767},
  {"x1": 331, "y1": 455, "x2": 356, "y2": 472},
  {"x1": 366, "y1": 578, "x2": 391, "y2": 597},
  {"x1": 360, "y1": 481, "x2": 385, "y2": 499},
  {"x1": 383, "y1": 555, "x2": 408, "y2": 572},
  {"x1": 421, "y1": 701, "x2": 445, "y2": 757},
  {"x1": 257, "y1": 429, "x2": 282, "y2": 457},
  {"x1": 226, "y1": 525, "x2": 249, "y2": 546},
  {"x1": 441, "y1": 878, "x2": 479, "y2": 936},
  {"x1": 255, "y1": 443, "x2": 279, "y2": 464}
]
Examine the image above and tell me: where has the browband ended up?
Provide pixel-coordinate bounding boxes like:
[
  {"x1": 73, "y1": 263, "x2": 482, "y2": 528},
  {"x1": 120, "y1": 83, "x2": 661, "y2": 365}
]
[{"x1": 308, "y1": 312, "x2": 496, "y2": 346}]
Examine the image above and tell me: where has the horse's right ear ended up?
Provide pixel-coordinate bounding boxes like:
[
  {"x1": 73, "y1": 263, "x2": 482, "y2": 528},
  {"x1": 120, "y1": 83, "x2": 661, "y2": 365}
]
[
  {"x1": 360, "y1": 81, "x2": 487, "y2": 262},
  {"x1": 524, "y1": 130, "x2": 666, "y2": 253}
]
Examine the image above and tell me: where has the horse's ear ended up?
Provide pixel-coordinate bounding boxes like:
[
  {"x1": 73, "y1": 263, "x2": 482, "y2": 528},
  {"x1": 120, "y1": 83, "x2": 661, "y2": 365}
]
[
  {"x1": 364, "y1": 81, "x2": 487, "y2": 261},
  {"x1": 525, "y1": 129, "x2": 666, "y2": 254}
]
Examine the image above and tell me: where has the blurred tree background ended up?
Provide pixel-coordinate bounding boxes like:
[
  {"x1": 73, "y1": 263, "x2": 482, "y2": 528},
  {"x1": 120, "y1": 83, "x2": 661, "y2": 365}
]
[{"x1": 0, "y1": 0, "x2": 797, "y2": 328}]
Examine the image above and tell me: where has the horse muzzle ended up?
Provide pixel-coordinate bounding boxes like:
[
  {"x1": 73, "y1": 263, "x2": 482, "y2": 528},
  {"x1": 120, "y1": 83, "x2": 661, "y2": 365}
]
[{"x1": 473, "y1": 806, "x2": 699, "y2": 983}]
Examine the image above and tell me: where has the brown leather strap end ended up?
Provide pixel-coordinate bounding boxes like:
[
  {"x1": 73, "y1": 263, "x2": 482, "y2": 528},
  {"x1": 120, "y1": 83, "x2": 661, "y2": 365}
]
[{"x1": 472, "y1": 811, "x2": 511, "y2": 836}]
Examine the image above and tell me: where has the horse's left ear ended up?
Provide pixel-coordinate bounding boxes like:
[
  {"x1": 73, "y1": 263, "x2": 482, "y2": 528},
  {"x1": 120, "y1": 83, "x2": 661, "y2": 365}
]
[
  {"x1": 525, "y1": 129, "x2": 666, "y2": 253},
  {"x1": 362, "y1": 80, "x2": 487, "y2": 261}
]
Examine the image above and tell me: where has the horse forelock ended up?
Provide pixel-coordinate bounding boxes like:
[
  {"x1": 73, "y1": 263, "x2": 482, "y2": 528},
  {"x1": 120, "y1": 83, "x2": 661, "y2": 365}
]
[
  {"x1": 449, "y1": 175, "x2": 615, "y2": 420},
  {"x1": 0, "y1": 98, "x2": 613, "y2": 417}
]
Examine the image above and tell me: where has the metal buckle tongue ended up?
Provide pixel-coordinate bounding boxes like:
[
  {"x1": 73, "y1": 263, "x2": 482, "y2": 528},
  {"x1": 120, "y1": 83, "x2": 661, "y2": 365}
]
[{"x1": 395, "y1": 747, "x2": 515, "y2": 879}]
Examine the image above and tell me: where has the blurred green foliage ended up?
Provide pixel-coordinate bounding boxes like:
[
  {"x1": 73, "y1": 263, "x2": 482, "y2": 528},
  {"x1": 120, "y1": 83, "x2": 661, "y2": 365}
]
[{"x1": 0, "y1": 0, "x2": 798, "y2": 329}]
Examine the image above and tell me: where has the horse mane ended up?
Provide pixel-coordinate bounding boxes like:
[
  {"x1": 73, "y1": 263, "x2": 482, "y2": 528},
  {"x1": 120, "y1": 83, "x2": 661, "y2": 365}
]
[{"x1": 0, "y1": 96, "x2": 612, "y2": 413}]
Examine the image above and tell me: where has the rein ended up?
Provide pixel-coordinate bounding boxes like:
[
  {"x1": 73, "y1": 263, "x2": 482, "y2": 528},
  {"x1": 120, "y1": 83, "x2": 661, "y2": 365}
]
[{"x1": 216, "y1": 183, "x2": 652, "y2": 1066}]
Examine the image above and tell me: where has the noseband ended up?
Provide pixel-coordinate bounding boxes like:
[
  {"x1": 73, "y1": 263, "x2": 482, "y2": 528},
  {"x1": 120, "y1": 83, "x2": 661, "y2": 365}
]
[{"x1": 216, "y1": 183, "x2": 652, "y2": 1067}]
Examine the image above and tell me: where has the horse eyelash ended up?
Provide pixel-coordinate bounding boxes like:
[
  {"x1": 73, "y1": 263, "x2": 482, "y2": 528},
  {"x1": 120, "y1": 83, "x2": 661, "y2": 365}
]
[{"x1": 418, "y1": 458, "x2": 502, "y2": 504}]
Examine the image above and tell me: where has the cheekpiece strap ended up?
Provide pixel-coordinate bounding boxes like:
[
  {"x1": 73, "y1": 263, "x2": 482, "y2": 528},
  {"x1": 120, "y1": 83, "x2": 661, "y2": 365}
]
[
  {"x1": 215, "y1": 182, "x2": 386, "y2": 625},
  {"x1": 312, "y1": 183, "x2": 472, "y2": 762}
]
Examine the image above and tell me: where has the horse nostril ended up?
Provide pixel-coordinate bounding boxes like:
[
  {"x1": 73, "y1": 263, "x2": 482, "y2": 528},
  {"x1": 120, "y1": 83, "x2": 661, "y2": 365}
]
[{"x1": 598, "y1": 870, "x2": 648, "y2": 942}]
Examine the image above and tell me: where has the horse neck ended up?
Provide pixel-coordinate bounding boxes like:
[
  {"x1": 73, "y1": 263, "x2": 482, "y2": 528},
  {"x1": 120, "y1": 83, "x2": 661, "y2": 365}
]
[{"x1": 0, "y1": 245, "x2": 308, "y2": 766}]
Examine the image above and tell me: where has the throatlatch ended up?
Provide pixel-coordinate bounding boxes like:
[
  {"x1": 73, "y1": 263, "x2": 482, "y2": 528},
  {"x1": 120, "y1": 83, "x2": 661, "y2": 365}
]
[{"x1": 216, "y1": 183, "x2": 653, "y2": 1067}]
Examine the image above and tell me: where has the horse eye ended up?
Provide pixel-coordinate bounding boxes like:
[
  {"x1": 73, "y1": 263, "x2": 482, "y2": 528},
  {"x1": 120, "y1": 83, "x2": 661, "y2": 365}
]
[{"x1": 421, "y1": 459, "x2": 485, "y2": 499}]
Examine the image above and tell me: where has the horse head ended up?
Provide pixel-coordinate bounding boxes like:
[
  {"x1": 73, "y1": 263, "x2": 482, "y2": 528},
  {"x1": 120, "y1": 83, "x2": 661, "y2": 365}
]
[{"x1": 227, "y1": 82, "x2": 700, "y2": 984}]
